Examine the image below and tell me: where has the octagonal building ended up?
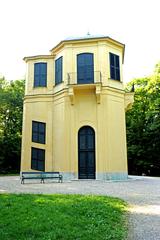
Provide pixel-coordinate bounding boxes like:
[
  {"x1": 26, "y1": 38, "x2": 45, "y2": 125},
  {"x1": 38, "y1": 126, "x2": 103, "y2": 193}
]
[{"x1": 21, "y1": 35, "x2": 134, "y2": 180}]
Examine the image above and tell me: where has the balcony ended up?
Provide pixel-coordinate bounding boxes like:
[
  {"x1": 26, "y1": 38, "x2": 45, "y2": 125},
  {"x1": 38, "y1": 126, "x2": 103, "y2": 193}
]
[
  {"x1": 67, "y1": 71, "x2": 102, "y2": 85},
  {"x1": 67, "y1": 71, "x2": 102, "y2": 105}
]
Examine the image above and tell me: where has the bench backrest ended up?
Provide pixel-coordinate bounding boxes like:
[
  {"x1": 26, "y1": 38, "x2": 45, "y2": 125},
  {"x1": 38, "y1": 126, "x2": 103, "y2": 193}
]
[
  {"x1": 42, "y1": 172, "x2": 60, "y2": 174},
  {"x1": 42, "y1": 172, "x2": 61, "y2": 177},
  {"x1": 22, "y1": 172, "x2": 42, "y2": 174},
  {"x1": 21, "y1": 172, "x2": 43, "y2": 177},
  {"x1": 21, "y1": 172, "x2": 61, "y2": 176}
]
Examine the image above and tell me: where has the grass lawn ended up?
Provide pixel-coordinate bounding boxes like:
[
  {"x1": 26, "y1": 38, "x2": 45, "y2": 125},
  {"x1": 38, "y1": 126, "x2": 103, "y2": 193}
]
[
  {"x1": 0, "y1": 174, "x2": 19, "y2": 176},
  {"x1": 0, "y1": 194, "x2": 128, "y2": 240}
]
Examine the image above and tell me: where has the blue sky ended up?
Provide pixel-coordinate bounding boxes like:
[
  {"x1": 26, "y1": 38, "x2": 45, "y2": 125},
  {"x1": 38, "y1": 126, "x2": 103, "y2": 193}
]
[{"x1": 0, "y1": 0, "x2": 159, "y2": 82}]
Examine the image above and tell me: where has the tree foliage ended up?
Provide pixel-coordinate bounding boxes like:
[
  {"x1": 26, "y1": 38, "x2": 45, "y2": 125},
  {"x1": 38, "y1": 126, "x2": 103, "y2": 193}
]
[
  {"x1": 126, "y1": 63, "x2": 160, "y2": 176},
  {"x1": 0, "y1": 78, "x2": 25, "y2": 173}
]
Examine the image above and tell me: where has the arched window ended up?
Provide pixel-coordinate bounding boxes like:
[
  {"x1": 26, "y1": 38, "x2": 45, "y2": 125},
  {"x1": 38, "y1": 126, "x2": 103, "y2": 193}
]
[{"x1": 77, "y1": 53, "x2": 94, "y2": 84}]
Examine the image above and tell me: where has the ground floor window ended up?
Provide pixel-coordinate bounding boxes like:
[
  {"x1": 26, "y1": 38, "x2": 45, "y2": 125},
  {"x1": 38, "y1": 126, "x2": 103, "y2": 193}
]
[
  {"x1": 32, "y1": 121, "x2": 46, "y2": 144},
  {"x1": 31, "y1": 147, "x2": 45, "y2": 171}
]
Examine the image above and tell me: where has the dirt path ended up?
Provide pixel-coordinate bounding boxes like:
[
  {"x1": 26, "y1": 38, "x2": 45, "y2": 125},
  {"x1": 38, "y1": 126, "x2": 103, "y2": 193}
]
[{"x1": 0, "y1": 175, "x2": 160, "y2": 239}]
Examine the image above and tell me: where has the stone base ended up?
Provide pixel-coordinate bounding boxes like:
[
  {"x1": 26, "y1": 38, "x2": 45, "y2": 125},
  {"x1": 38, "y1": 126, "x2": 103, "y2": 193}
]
[
  {"x1": 96, "y1": 172, "x2": 128, "y2": 181},
  {"x1": 61, "y1": 172, "x2": 128, "y2": 181},
  {"x1": 61, "y1": 172, "x2": 78, "y2": 180}
]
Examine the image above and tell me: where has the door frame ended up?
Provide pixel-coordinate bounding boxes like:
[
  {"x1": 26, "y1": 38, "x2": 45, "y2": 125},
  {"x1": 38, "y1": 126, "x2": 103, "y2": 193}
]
[{"x1": 78, "y1": 126, "x2": 96, "y2": 179}]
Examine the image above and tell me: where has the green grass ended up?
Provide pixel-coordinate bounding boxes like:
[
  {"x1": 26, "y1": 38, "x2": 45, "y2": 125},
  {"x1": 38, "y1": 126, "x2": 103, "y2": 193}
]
[
  {"x1": 0, "y1": 173, "x2": 19, "y2": 176},
  {"x1": 0, "y1": 194, "x2": 128, "y2": 240}
]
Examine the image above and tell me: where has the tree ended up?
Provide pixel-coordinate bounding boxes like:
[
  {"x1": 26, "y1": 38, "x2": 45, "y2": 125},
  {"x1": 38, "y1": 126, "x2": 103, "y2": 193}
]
[
  {"x1": 0, "y1": 78, "x2": 25, "y2": 173},
  {"x1": 126, "y1": 63, "x2": 160, "y2": 176}
]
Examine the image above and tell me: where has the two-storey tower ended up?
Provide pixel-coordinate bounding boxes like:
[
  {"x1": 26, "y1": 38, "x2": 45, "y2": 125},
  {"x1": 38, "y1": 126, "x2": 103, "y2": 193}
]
[{"x1": 21, "y1": 35, "x2": 134, "y2": 180}]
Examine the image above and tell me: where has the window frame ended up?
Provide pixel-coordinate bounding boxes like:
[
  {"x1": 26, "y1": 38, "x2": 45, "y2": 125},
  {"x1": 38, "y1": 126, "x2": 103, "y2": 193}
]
[
  {"x1": 32, "y1": 121, "x2": 46, "y2": 144},
  {"x1": 109, "y1": 53, "x2": 120, "y2": 81},
  {"x1": 31, "y1": 147, "x2": 45, "y2": 171},
  {"x1": 77, "y1": 53, "x2": 94, "y2": 84},
  {"x1": 34, "y1": 62, "x2": 47, "y2": 87},
  {"x1": 55, "y1": 57, "x2": 63, "y2": 85}
]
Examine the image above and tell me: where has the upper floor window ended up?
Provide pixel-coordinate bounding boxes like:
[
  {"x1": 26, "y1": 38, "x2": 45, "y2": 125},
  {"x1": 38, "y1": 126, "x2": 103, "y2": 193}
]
[
  {"x1": 31, "y1": 147, "x2": 45, "y2": 171},
  {"x1": 32, "y1": 121, "x2": 46, "y2": 144},
  {"x1": 77, "y1": 53, "x2": 94, "y2": 84},
  {"x1": 109, "y1": 53, "x2": 120, "y2": 81},
  {"x1": 55, "y1": 57, "x2": 63, "y2": 85},
  {"x1": 34, "y1": 62, "x2": 47, "y2": 87}
]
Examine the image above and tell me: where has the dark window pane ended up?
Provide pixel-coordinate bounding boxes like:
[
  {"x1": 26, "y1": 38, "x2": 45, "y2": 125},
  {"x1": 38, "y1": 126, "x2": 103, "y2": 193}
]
[
  {"x1": 32, "y1": 148, "x2": 37, "y2": 159},
  {"x1": 87, "y1": 135, "x2": 94, "y2": 149},
  {"x1": 77, "y1": 53, "x2": 94, "y2": 84},
  {"x1": 80, "y1": 135, "x2": 86, "y2": 150},
  {"x1": 41, "y1": 74, "x2": 47, "y2": 87},
  {"x1": 32, "y1": 133, "x2": 38, "y2": 142},
  {"x1": 78, "y1": 54, "x2": 85, "y2": 65},
  {"x1": 38, "y1": 149, "x2": 45, "y2": 161},
  {"x1": 79, "y1": 152, "x2": 86, "y2": 167},
  {"x1": 115, "y1": 55, "x2": 120, "y2": 68},
  {"x1": 87, "y1": 152, "x2": 94, "y2": 167},
  {"x1": 109, "y1": 53, "x2": 120, "y2": 81},
  {"x1": 86, "y1": 53, "x2": 92, "y2": 63},
  {"x1": 38, "y1": 135, "x2": 45, "y2": 144},
  {"x1": 39, "y1": 134, "x2": 45, "y2": 144},
  {"x1": 41, "y1": 63, "x2": 47, "y2": 74},
  {"x1": 38, "y1": 161, "x2": 44, "y2": 171},
  {"x1": 110, "y1": 66, "x2": 115, "y2": 79},
  {"x1": 34, "y1": 63, "x2": 40, "y2": 74},
  {"x1": 79, "y1": 128, "x2": 86, "y2": 135},
  {"x1": 39, "y1": 122, "x2": 45, "y2": 133},
  {"x1": 31, "y1": 147, "x2": 45, "y2": 171},
  {"x1": 34, "y1": 63, "x2": 47, "y2": 87},
  {"x1": 31, "y1": 159, "x2": 37, "y2": 170},
  {"x1": 116, "y1": 69, "x2": 120, "y2": 81},
  {"x1": 110, "y1": 53, "x2": 114, "y2": 66},
  {"x1": 55, "y1": 57, "x2": 63, "y2": 85},
  {"x1": 34, "y1": 75, "x2": 39, "y2": 87},
  {"x1": 33, "y1": 121, "x2": 38, "y2": 131},
  {"x1": 32, "y1": 121, "x2": 46, "y2": 144},
  {"x1": 87, "y1": 128, "x2": 94, "y2": 134}
]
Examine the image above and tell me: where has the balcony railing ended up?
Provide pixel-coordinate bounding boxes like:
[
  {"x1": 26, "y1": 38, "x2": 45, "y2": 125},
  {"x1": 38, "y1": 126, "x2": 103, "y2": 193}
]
[{"x1": 67, "y1": 71, "x2": 102, "y2": 85}]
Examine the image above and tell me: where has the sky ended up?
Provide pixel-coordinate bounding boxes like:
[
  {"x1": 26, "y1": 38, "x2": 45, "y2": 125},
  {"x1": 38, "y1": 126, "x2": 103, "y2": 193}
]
[{"x1": 0, "y1": 0, "x2": 159, "y2": 83}]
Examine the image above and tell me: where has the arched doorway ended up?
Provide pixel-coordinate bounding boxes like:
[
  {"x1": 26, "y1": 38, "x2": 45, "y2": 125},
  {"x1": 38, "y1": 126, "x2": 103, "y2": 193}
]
[{"x1": 78, "y1": 126, "x2": 95, "y2": 179}]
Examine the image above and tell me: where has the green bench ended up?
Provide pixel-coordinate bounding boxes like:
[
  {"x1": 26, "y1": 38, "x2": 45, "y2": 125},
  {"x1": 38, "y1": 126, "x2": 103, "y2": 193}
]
[
  {"x1": 42, "y1": 172, "x2": 63, "y2": 183},
  {"x1": 21, "y1": 171, "x2": 63, "y2": 184}
]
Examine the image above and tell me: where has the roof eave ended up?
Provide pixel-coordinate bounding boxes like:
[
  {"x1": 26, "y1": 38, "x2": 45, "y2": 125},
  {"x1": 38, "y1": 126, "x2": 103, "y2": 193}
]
[
  {"x1": 23, "y1": 55, "x2": 55, "y2": 62},
  {"x1": 50, "y1": 37, "x2": 125, "y2": 62}
]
